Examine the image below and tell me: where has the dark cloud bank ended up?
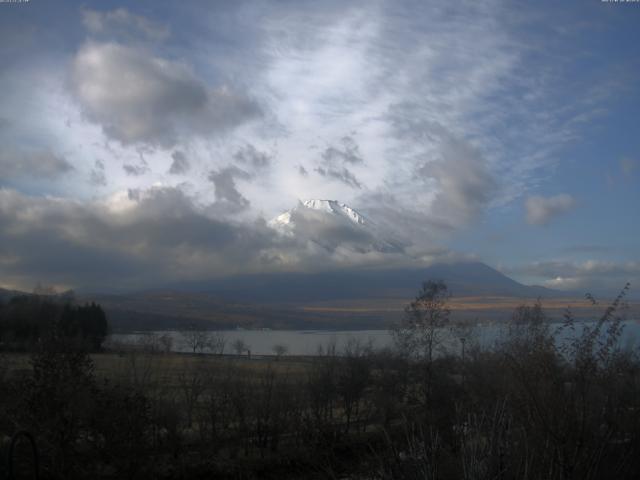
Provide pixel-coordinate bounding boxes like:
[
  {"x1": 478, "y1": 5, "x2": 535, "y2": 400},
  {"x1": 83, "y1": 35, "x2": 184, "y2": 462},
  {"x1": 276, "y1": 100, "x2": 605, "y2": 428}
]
[{"x1": 0, "y1": 186, "x2": 423, "y2": 292}]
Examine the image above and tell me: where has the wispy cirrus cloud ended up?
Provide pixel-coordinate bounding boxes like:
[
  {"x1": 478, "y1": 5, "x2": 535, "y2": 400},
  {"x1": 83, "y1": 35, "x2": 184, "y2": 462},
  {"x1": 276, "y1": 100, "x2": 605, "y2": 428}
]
[
  {"x1": 249, "y1": 0, "x2": 618, "y2": 236},
  {"x1": 81, "y1": 7, "x2": 170, "y2": 42}
]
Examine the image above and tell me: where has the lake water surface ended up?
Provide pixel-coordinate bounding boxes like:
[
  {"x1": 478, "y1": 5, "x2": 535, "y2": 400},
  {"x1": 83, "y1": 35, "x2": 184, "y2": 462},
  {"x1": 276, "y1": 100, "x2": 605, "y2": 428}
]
[{"x1": 109, "y1": 320, "x2": 640, "y2": 356}]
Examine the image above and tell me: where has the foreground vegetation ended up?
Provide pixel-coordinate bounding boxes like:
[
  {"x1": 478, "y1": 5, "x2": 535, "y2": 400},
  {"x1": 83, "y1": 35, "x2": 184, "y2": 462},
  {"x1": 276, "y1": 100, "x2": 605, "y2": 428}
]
[{"x1": 0, "y1": 283, "x2": 638, "y2": 479}]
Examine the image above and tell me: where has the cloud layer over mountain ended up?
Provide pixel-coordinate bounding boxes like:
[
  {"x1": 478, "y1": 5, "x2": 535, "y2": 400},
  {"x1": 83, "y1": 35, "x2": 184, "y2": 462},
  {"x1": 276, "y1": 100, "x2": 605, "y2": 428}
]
[{"x1": 0, "y1": 187, "x2": 446, "y2": 291}]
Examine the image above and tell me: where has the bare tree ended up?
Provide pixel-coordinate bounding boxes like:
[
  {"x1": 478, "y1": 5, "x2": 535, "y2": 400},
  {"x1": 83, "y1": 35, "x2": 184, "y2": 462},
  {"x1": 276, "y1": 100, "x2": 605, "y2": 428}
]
[
  {"x1": 209, "y1": 331, "x2": 226, "y2": 355},
  {"x1": 272, "y1": 343, "x2": 288, "y2": 359},
  {"x1": 392, "y1": 280, "x2": 451, "y2": 409},
  {"x1": 124, "y1": 345, "x2": 156, "y2": 388},
  {"x1": 177, "y1": 360, "x2": 206, "y2": 428},
  {"x1": 232, "y1": 339, "x2": 248, "y2": 356},
  {"x1": 338, "y1": 338, "x2": 373, "y2": 434},
  {"x1": 393, "y1": 280, "x2": 451, "y2": 362},
  {"x1": 181, "y1": 326, "x2": 210, "y2": 354},
  {"x1": 158, "y1": 333, "x2": 173, "y2": 353}
]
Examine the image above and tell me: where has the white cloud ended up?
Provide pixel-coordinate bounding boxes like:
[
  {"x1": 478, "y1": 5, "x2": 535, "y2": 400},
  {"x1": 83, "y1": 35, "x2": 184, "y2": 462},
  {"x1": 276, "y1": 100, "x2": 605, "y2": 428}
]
[
  {"x1": 72, "y1": 42, "x2": 260, "y2": 147},
  {"x1": 506, "y1": 260, "x2": 639, "y2": 295},
  {"x1": 525, "y1": 194, "x2": 576, "y2": 225},
  {"x1": 89, "y1": 159, "x2": 107, "y2": 186},
  {"x1": 422, "y1": 137, "x2": 496, "y2": 228},
  {"x1": 543, "y1": 276, "x2": 585, "y2": 291}
]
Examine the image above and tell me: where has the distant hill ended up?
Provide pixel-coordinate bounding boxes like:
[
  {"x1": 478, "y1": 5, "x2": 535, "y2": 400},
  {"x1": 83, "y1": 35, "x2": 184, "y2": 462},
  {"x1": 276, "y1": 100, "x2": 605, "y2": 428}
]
[{"x1": 0, "y1": 288, "x2": 22, "y2": 303}]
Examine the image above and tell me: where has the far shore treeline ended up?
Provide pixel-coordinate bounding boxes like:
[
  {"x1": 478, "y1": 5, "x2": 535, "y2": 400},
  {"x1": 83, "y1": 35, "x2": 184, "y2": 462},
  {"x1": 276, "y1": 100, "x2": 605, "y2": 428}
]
[{"x1": 0, "y1": 294, "x2": 109, "y2": 351}]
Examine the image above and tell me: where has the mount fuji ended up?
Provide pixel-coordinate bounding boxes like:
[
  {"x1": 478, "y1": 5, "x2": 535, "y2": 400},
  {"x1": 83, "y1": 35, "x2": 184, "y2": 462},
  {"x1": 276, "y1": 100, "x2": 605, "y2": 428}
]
[
  {"x1": 80, "y1": 199, "x2": 569, "y2": 330},
  {"x1": 146, "y1": 198, "x2": 562, "y2": 305}
]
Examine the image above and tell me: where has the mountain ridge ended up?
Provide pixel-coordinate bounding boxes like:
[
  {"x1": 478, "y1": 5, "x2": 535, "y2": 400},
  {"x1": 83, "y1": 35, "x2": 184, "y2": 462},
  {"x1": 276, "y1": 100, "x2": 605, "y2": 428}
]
[
  {"x1": 168, "y1": 261, "x2": 563, "y2": 303},
  {"x1": 84, "y1": 261, "x2": 577, "y2": 331}
]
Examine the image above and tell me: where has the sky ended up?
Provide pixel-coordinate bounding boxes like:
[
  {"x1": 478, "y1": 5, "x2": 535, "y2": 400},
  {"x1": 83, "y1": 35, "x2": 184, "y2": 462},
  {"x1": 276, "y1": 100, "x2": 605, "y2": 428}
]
[{"x1": 0, "y1": 0, "x2": 638, "y2": 295}]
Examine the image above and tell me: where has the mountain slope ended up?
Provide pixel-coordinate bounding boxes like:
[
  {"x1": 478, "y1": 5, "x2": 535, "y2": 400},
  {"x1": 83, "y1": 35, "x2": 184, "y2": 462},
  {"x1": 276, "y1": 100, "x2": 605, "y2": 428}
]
[
  {"x1": 87, "y1": 261, "x2": 568, "y2": 331},
  {"x1": 171, "y1": 261, "x2": 561, "y2": 304}
]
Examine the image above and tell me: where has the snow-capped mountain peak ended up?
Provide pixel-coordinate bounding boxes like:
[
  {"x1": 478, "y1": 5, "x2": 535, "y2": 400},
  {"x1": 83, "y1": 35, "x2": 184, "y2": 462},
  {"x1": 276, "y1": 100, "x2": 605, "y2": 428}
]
[
  {"x1": 271, "y1": 211, "x2": 293, "y2": 226},
  {"x1": 301, "y1": 199, "x2": 367, "y2": 225},
  {"x1": 269, "y1": 199, "x2": 368, "y2": 229},
  {"x1": 268, "y1": 199, "x2": 403, "y2": 255}
]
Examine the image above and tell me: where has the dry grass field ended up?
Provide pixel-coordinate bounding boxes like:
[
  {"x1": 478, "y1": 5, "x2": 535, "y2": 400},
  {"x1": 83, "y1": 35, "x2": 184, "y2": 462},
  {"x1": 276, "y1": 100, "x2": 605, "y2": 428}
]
[{"x1": 1, "y1": 351, "x2": 313, "y2": 387}]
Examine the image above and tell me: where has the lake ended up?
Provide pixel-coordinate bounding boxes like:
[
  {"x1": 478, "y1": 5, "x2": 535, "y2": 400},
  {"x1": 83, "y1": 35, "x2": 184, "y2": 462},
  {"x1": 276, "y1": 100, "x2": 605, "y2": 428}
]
[{"x1": 109, "y1": 320, "x2": 640, "y2": 356}]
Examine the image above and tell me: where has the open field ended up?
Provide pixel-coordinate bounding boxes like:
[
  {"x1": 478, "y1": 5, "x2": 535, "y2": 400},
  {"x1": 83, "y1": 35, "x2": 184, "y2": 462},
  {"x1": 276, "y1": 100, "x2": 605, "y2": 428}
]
[{"x1": 1, "y1": 351, "x2": 313, "y2": 385}]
